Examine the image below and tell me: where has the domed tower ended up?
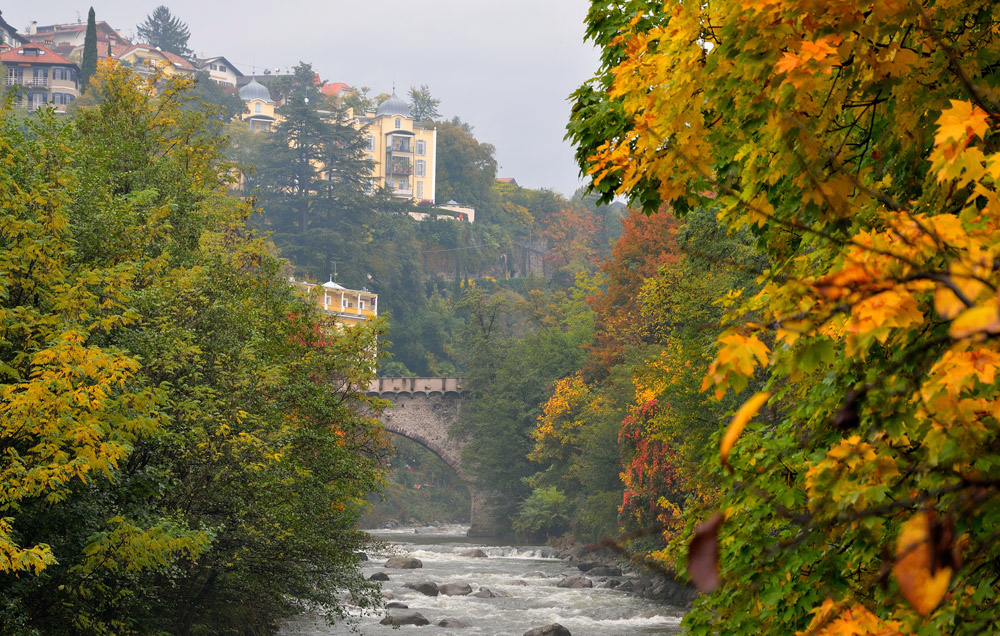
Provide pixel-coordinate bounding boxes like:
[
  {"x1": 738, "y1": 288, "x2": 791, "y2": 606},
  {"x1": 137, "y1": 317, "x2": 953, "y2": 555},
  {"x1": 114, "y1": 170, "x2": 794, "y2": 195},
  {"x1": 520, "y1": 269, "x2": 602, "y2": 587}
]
[
  {"x1": 239, "y1": 78, "x2": 276, "y2": 132},
  {"x1": 376, "y1": 91, "x2": 411, "y2": 119}
]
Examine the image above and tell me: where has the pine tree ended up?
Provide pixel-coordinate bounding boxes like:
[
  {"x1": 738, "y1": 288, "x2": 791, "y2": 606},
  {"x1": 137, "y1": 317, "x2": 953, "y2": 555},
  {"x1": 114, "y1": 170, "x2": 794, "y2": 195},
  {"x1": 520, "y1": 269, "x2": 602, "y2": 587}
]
[
  {"x1": 136, "y1": 5, "x2": 192, "y2": 58},
  {"x1": 254, "y1": 63, "x2": 385, "y2": 280},
  {"x1": 79, "y1": 7, "x2": 97, "y2": 93}
]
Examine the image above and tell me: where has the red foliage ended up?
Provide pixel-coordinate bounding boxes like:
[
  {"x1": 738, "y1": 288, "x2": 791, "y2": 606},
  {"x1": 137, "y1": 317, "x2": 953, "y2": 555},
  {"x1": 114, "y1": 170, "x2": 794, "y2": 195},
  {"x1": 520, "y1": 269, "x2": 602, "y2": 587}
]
[
  {"x1": 617, "y1": 400, "x2": 682, "y2": 524},
  {"x1": 541, "y1": 205, "x2": 603, "y2": 270},
  {"x1": 585, "y1": 205, "x2": 681, "y2": 378}
]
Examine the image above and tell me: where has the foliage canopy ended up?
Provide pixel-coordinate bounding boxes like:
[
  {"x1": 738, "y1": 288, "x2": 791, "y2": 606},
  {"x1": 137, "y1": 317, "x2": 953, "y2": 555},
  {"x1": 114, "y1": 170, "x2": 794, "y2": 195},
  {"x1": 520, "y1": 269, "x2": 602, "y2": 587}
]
[{"x1": 570, "y1": 0, "x2": 1000, "y2": 633}]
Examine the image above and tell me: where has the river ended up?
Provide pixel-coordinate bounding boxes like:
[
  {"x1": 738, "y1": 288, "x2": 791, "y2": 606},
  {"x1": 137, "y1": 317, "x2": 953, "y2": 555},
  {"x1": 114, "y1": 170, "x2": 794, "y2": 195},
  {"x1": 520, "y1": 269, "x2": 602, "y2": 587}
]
[{"x1": 279, "y1": 525, "x2": 685, "y2": 636}]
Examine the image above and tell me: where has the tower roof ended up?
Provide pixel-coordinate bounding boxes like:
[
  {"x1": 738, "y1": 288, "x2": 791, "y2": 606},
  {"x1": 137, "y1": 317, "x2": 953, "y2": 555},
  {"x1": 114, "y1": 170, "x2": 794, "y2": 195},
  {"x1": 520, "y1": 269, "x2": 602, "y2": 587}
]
[
  {"x1": 376, "y1": 91, "x2": 410, "y2": 118},
  {"x1": 238, "y1": 78, "x2": 273, "y2": 103}
]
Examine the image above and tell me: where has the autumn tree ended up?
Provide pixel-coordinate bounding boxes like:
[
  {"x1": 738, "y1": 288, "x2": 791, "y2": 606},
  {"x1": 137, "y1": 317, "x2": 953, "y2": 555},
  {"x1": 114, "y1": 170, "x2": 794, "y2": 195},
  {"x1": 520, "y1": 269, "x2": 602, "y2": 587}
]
[
  {"x1": 571, "y1": 0, "x2": 1000, "y2": 633},
  {"x1": 0, "y1": 63, "x2": 388, "y2": 635},
  {"x1": 136, "y1": 5, "x2": 193, "y2": 59}
]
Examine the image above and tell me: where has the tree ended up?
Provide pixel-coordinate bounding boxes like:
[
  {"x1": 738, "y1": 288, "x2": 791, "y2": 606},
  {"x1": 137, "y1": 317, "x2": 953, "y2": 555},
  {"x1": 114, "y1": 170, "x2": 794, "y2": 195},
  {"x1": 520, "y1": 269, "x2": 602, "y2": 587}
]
[
  {"x1": 408, "y1": 84, "x2": 440, "y2": 122},
  {"x1": 572, "y1": 0, "x2": 1000, "y2": 634},
  {"x1": 435, "y1": 119, "x2": 500, "y2": 218},
  {"x1": 254, "y1": 63, "x2": 382, "y2": 281},
  {"x1": 79, "y1": 7, "x2": 97, "y2": 93},
  {"x1": 136, "y1": 5, "x2": 192, "y2": 59},
  {"x1": 1, "y1": 62, "x2": 388, "y2": 636}
]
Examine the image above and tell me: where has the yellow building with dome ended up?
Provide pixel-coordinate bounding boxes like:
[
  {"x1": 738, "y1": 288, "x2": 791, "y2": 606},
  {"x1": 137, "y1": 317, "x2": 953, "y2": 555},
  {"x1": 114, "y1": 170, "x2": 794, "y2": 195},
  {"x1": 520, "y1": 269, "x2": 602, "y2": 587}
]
[
  {"x1": 358, "y1": 92, "x2": 438, "y2": 204},
  {"x1": 239, "y1": 78, "x2": 276, "y2": 132}
]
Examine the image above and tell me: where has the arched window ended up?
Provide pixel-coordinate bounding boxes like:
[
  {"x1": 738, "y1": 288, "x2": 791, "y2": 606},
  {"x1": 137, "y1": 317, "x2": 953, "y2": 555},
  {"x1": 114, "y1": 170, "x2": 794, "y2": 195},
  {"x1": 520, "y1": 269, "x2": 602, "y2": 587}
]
[
  {"x1": 255, "y1": 102, "x2": 262, "y2": 114},
  {"x1": 395, "y1": 117, "x2": 401, "y2": 129}
]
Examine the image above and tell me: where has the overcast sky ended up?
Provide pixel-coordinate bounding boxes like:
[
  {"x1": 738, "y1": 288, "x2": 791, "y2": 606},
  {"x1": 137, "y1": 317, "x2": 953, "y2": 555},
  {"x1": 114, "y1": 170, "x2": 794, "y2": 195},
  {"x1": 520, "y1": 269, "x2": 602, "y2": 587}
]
[{"x1": 8, "y1": 1, "x2": 601, "y2": 198}]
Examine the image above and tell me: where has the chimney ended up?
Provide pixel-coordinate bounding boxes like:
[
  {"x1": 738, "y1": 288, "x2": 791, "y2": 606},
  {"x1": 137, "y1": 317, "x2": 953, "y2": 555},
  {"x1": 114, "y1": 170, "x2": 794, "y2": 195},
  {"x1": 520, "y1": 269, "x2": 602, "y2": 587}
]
[{"x1": 27, "y1": 21, "x2": 37, "y2": 35}]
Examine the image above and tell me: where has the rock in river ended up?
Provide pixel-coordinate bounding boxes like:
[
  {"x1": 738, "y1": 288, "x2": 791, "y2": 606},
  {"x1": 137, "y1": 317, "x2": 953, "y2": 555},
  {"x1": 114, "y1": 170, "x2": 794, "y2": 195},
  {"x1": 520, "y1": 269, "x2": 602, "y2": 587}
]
[
  {"x1": 439, "y1": 582, "x2": 473, "y2": 596},
  {"x1": 458, "y1": 548, "x2": 488, "y2": 558},
  {"x1": 368, "y1": 572, "x2": 390, "y2": 581},
  {"x1": 523, "y1": 624, "x2": 572, "y2": 636},
  {"x1": 379, "y1": 610, "x2": 429, "y2": 626},
  {"x1": 385, "y1": 556, "x2": 422, "y2": 569},
  {"x1": 556, "y1": 574, "x2": 593, "y2": 588},
  {"x1": 438, "y1": 618, "x2": 470, "y2": 628},
  {"x1": 404, "y1": 580, "x2": 439, "y2": 596}
]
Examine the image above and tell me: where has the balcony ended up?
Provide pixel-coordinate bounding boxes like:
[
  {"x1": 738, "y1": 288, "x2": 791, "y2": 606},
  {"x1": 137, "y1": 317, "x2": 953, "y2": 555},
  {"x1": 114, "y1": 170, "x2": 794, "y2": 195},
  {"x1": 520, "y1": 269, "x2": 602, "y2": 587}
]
[
  {"x1": 390, "y1": 163, "x2": 413, "y2": 176},
  {"x1": 5, "y1": 76, "x2": 49, "y2": 87}
]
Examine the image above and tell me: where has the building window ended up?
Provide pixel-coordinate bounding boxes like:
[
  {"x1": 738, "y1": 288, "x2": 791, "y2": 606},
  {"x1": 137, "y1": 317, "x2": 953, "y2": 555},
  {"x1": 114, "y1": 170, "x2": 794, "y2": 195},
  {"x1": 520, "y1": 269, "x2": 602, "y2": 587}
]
[
  {"x1": 415, "y1": 160, "x2": 425, "y2": 177},
  {"x1": 210, "y1": 63, "x2": 217, "y2": 70},
  {"x1": 365, "y1": 135, "x2": 375, "y2": 151},
  {"x1": 254, "y1": 102, "x2": 262, "y2": 114},
  {"x1": 219, "y1": 65, "x2": 226, "y2": 72},
  {"x1": 395, "y1": 117, "x2": 401, "y2": 129},
  {"x1": 416, "y1": 139, "x2": 425, "y2": 155},
  {"x1": 417, "y1": 181, "x2": 423, "y2": 199},
  {"x1": 359, "y1": 300, "x2": 365, "y2": 310}
]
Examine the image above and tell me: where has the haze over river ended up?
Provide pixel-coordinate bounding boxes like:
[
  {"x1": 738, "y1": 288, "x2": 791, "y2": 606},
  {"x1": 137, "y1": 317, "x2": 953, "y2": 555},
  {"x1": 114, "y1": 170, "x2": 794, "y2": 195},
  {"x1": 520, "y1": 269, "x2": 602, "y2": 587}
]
[{"x1": 280, "y1": 525, "x2": 685, "y2": 636}]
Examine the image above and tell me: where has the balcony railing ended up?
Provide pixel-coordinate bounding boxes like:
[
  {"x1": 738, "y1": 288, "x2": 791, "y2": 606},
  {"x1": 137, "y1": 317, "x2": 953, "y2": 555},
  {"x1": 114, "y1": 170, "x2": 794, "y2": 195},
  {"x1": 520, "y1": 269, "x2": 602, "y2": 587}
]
[
  {"x1": 390, "y1": 165, "x2": 413, "y2": 175},
  {"x1": 389, "y1": 143, "x2": 412, "y2": 153},
  {"x1": 5, "y1": 76, "x2": 49, "y2": 87}
]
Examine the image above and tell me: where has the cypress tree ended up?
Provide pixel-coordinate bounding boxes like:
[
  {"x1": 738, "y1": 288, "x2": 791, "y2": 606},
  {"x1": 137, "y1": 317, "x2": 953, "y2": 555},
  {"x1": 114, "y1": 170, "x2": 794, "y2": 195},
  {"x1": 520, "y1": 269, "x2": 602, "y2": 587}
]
[{"x1": 80, "y1": 7, "x2": 97, "y2": 93}]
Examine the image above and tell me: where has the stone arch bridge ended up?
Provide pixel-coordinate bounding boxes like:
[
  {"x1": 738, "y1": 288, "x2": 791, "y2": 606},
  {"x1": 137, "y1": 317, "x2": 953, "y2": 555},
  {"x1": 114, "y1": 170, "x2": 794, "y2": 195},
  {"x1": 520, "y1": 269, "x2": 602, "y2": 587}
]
[{"x1": 366, "y1": 377, "x2": 499, "y2": 536}]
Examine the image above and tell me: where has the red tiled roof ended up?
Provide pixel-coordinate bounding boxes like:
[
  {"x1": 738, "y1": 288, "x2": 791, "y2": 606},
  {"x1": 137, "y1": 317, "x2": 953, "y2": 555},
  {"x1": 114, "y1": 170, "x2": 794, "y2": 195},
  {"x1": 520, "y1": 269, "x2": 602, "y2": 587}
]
[
  {"x1": 0, "y1": 43, "x2": 75, "y2": 67},
  {"x1": 320, "y1": 82, "x2": 350, "y2": 96}
]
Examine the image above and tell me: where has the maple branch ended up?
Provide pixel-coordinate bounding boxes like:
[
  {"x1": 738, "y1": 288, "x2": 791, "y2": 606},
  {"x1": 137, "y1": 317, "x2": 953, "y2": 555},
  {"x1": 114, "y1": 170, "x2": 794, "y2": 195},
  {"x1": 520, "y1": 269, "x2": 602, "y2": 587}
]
[{"x1": 913, "y1": 1, "x2": 1000, "y2": 116}]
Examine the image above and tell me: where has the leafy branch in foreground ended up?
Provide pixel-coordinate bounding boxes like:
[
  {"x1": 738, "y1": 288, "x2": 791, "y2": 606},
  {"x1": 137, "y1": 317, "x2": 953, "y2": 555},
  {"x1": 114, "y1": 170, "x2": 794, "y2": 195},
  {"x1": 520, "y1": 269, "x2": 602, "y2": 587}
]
[{"x1": 571, "y1": 0, "x2": 1000, "y2": 633}]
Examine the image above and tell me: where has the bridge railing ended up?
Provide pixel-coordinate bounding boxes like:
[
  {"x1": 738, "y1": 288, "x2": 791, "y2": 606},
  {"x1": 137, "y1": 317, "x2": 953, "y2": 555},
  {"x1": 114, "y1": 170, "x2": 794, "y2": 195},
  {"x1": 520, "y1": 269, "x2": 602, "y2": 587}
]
[{"x1": 367, "y1": 377, "x2": 463, "y2": 395}]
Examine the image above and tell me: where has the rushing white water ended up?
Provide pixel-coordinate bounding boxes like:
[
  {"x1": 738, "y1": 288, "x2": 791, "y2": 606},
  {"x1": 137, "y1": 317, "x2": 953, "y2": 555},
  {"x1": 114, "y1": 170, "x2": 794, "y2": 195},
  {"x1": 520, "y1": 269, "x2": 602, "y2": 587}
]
[{"x1": 279, "y1": 525, "x2": 685, "y2": 636}]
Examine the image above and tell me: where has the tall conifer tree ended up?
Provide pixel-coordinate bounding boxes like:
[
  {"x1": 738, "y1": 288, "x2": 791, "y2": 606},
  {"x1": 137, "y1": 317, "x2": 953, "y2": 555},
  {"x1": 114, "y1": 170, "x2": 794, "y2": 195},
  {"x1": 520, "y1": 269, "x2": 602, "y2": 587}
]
[
  {"x1": 136, "y1": 6, "x2": 192, "y2": 58},
  {"x1": 79, "y1": 7, "x2": 97, "y2": 93}
]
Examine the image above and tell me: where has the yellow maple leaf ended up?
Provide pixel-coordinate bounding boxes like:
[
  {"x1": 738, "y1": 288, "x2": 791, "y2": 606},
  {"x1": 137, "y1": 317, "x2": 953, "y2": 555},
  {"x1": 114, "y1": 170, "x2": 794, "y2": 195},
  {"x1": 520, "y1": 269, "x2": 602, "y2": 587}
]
[
  {"x1": 949, "y1": 299, "x2": 1000, "y2": 340},
  {"x1": 720, "y1": 392, "x2": 770, "y2": 471},
  {"x1": 893, "y1": 512, "x2": 952, "y2": 616},
  {"x1": 934, "y1": 100, "x2": 990, "y2": 148}
]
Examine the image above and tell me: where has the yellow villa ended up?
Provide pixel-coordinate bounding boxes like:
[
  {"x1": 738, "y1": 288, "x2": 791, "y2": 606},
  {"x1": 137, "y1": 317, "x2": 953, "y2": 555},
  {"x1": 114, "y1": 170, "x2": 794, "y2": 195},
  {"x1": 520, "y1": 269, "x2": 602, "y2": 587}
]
[
  {"x1": 292, "y1": 279, "x2": 378, "y2": 328},
  {"x1": 359, "y1": 92, "x2": 437, "y2": 204}
]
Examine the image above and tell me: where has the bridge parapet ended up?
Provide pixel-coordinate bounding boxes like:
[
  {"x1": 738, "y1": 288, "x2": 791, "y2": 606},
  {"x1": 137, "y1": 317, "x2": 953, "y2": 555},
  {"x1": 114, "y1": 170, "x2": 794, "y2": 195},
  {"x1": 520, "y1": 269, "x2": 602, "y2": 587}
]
[{"x1": 368, "y1": 377, "x2": 463, "y2": 396}]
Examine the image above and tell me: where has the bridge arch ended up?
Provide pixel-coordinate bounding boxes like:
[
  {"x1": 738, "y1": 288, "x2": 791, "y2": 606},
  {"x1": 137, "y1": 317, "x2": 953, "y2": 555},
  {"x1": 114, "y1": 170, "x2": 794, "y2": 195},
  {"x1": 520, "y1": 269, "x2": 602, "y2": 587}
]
[{"x1": 367, "y1": 379, "x2": 501, "y2": 536}]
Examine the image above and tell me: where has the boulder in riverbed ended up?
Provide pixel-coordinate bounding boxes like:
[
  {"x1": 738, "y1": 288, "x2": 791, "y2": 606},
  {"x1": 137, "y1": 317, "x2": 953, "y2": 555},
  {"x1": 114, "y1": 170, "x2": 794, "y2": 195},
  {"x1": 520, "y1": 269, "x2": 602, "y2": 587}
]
[
  {"x1": 368, "y1": 572, "x2": 390, "y2": 581},
  {"x1": 439, "y1": 582, "x2": 473, "y2": 596},
  {"x1": 379, "y1": 610, "x2": 429, "y2": 626},
  {"x1": 438, "y1": 618, "x2": 470, "y2": 628},
  {"x1": 556, "y1": 574, "x2": 593, "y2": 588},
  {"x1": 404, "y1": 581, "x2": 440, "y2": 596},
  {"x1": 386, "y1": 601, "x2": 408, "y2": 608},
  {"x1": 523, "y1": 623, "x2": 572, "y2": 636},
  {"x1": 458, "y1": 548, "x2": 489, "y2": 558},
  {"x1": 576, "y1": 561, "x2": 603, "y2": 572},
  {"x1": 385, "y1": 556, "x2": 423, "y2": 569}
]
